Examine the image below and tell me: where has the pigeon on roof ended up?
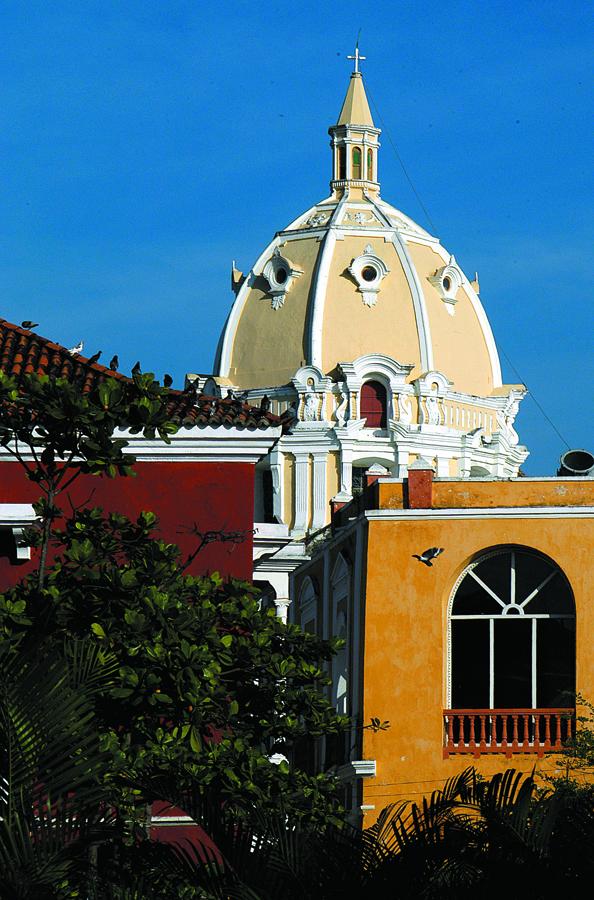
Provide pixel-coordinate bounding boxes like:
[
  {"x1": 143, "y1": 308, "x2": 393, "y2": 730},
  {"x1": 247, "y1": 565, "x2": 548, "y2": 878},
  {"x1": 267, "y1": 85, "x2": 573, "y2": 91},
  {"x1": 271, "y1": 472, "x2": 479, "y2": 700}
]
[{"x1": 68, "y1": 340, "x2": 84, "y2": 355}]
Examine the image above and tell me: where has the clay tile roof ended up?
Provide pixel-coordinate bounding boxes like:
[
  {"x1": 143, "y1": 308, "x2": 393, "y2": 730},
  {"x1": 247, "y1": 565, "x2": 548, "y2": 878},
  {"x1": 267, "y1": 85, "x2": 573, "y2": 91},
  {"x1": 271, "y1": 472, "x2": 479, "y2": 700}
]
[{"x1": 0, "y1": 319, "x2": 284, "y2": 431}]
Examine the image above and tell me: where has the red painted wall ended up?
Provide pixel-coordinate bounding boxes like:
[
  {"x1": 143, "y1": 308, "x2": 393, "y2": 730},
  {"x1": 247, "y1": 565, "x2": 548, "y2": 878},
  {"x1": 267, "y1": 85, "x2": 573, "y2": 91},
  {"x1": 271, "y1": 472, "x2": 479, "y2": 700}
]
[{"x1": 0, "y1": 459, "x2": 255, "y2": 587}]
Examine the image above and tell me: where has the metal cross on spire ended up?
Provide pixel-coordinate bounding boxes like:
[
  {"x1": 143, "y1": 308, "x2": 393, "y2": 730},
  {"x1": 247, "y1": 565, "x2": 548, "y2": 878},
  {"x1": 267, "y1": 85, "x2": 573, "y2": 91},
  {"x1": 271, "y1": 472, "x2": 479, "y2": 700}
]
[{"x1": 347, "y1": 43, "x2": 366, "y2": 74}]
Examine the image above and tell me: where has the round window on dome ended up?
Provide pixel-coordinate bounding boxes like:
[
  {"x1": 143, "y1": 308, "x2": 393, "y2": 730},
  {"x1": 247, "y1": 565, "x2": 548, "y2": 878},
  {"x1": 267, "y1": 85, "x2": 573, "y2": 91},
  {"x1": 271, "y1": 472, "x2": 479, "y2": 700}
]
[
  {"x1": 361, "y1": 265, "x2": 377, "y2": 283},
  {"x1": 442, "y1": 276, "x2": 451, "y2": 292},
  {"x1": 275, "y1": 267, "x2": 288, "y2": 285}
]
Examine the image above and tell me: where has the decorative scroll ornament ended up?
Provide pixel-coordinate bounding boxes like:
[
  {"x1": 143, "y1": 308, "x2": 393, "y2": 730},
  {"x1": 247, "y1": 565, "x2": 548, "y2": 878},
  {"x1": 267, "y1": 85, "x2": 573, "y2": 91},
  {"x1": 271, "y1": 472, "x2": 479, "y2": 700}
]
[
  {"x1": 348, "y1": 244, "x2": 390, "y2": 307},
  {"x1": 334, "y1": 382, "x2": 350, "y2": 427},
  {"x1": 426, "y1": 392, "x2": 441, "y2": 426},
  {"x1": 428, "y1": 255, "x2": 462, "y2": 315},
  {"x1": 305, "y1": 211, "x2": 330, "y2": 227},
  {"x1": 496, "y1": 393, "x2": 521, "y2": 446},
  {"x1": 262, "y1": 247, "x2": 304, "y2": 310},
  {"x1": 390, "y1": 214, "x2": 421, "y2": 234},
  {"x1": 303, "y1": 391, "x2": 319, "y2": 421},
  {"x1": 343, "y1": 210, "x2": 377, "y2": 226},
  {"x1": 398, "y1": 392, "x2": 413, "y2": 425}
]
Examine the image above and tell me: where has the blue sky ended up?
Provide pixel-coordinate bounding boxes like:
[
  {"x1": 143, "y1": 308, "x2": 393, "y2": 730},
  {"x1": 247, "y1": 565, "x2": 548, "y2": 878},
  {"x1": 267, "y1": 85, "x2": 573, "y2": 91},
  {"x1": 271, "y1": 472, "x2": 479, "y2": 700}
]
[{"x1": 1, "y1": 0, "x2": 592, "y2": 473}]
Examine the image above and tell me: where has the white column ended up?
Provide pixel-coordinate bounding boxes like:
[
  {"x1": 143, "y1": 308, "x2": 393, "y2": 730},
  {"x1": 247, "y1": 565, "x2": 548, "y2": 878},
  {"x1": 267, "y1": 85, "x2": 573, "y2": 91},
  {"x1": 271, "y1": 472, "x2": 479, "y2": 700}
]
[
  {"x1": 292, "y1": 453, "x2": 309, "y2": 534},
  {"x1": 275, "y1": 598, "x2": 291, "y2": 624},
  {"x1": 269, "y1": 448, "x2": 283, "y2": 523},
  {"x1": 322, "y1": 548, "x2": 331, "y2": 642},
  {"x1": 436, "y1": 456, "x2": 449, "y2": 478},
  {"x1": 312, "y1": 453, "x2": 328, "y2": 531},
  {"x1": 339, "y1": 450, "x2": 353, "y2": 497},
  {"x1": 396, "y1": 447, "x2": 409, "y2": 478}
]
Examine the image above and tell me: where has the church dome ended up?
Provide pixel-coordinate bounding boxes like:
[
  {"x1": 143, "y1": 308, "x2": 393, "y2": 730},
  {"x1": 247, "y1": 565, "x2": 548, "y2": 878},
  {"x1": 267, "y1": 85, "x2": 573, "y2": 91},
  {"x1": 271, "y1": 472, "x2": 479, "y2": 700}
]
[{"x1": 215, "y1": 68, "x2": 502, "y2": 398}]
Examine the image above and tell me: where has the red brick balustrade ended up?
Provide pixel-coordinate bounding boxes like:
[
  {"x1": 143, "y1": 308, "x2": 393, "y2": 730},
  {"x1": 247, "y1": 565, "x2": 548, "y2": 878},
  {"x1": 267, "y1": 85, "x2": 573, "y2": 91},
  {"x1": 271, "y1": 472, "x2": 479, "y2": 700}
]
[{"x1": 443, "y1": 709, "x2": 574, "y2": 758}]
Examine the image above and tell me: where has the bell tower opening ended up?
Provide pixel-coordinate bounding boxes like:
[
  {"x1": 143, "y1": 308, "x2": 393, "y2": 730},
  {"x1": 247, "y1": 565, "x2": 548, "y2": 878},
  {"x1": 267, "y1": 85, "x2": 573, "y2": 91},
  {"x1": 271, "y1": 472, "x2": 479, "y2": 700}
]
[{"x1": 328, "y1": 46, "x2": 380, "y2": 195}]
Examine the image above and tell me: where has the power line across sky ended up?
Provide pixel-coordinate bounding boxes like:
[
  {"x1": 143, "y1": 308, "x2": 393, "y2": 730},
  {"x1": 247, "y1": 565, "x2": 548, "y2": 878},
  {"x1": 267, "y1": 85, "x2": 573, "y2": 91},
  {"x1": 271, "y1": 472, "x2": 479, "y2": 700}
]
[{"x1": 0, "y1": 1, "x2": 592, "y2": 473}]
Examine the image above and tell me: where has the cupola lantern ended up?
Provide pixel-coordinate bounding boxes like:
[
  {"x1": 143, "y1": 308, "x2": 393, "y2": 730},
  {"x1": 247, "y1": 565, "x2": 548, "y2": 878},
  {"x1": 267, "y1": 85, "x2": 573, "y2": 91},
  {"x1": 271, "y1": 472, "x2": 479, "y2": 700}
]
[{"x1": 329, "y1": 47, "x2": 381, "y2": 196}]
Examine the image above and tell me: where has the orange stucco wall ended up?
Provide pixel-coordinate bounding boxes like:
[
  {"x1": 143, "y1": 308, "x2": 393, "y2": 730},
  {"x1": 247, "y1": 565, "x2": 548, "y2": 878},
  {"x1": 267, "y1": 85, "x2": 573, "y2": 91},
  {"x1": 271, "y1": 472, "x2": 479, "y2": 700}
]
[
  {"x1": 376, "y1": 477, "x2": 594, "y2": 510},
  {"x1": 360, "y1": 507, "x2": 594, "y2": 825}
]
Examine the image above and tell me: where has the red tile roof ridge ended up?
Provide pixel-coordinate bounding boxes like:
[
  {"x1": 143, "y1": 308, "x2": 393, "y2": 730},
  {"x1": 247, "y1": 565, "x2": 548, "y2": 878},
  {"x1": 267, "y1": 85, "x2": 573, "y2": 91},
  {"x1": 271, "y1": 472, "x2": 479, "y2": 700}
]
[{"x1": 0, "y1": 319, "x2": 284, "y2": 431}]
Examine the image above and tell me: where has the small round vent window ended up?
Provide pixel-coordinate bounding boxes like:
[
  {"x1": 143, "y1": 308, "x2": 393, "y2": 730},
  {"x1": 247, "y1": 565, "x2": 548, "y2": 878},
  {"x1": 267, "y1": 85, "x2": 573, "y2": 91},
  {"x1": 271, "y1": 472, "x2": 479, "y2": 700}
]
[
  {"x1": 275, "y1": 267, "x2": 288, "y2": 284},
  {"x1": 443, "y1": 276, "x2": 451, "y2": 291},
  {"x1": 361, "y1": 265, "x2": 377, "y2": 282}
]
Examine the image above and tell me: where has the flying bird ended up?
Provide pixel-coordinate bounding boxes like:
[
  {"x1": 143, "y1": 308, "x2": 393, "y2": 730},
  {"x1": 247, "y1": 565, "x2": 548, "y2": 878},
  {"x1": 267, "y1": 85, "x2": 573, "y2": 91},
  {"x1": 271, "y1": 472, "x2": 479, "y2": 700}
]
[
  {"x1": 131, "y1": 361, "x2": 141, "y2": 376},
  {"x1": 413, "y1": 547, "x2": 445, "y2": 567},
  {"x1": 68, "y1": 340, "x2": 84, "y2": 355},
  {"x1": 21, "y1": 321, "x2": 39, "y2": 329},
  {"x1": 87, "y1": 351, "x2": 102, "y2": 365},
  {"x1": 163, "y1": 373, "x2": 173, "y2": 388},
  {"x1": 109, "y1": 354, "x2": 119, "y2": 371}
]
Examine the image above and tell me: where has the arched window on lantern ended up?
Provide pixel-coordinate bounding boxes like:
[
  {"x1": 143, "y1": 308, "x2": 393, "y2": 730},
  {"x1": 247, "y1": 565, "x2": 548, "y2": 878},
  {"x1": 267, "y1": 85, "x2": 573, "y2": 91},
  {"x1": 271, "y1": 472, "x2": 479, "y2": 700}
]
[
  {"x1": 360, "y1": 380, "x2": 387, "y2": 429},
  {"x1": 367, "y1": 148, "x2": 373, "y2": 181},
  {"x1": 338, "y1": 146, "x2": 346, "y2": 180},
  {"x1": 352, "y1": 146, "x2": 362, "y2": 179}
]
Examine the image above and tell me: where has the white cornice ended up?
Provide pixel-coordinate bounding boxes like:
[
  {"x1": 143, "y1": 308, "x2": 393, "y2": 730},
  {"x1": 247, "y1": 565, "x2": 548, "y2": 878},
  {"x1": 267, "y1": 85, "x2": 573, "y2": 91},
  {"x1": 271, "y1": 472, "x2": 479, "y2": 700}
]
[
  {"x1": 365, "y1": 507, "x2": 594, "y2": 521},
  {"x1": 0, "y1": 504, "x2": 36, "y2": 524},
  {"x1": 0, "y1": 429, "x2": 281, "y2": 466},
  {"x1": 337, "y1": 759, "x2": 377, "y2": 779},
  {"x1": 118, "y1": 427, "x2": 281, "y2": 463}
]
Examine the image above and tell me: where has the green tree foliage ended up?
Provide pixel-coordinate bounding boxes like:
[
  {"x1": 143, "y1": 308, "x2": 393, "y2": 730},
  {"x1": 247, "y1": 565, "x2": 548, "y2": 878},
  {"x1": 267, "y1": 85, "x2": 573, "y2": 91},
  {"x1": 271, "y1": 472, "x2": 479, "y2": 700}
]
[
  {"x1": 0, "y1": 369, "x2": 176, "y2": 586},
  {"x1": 0, "y1": 368, "x2": 347, "y2": 863},
  {"x1": 102, "y1": 766, "x2": 593, "y2": 899},
  {"x1": 2, "y1": 508, "x2": 346, "y2": 825},
  {"x1": 0, "y1": 639, "x2": 118, "y2": 898},
  {"x1": 562, "y1": 695, "x2": 594, "y2": 771}
]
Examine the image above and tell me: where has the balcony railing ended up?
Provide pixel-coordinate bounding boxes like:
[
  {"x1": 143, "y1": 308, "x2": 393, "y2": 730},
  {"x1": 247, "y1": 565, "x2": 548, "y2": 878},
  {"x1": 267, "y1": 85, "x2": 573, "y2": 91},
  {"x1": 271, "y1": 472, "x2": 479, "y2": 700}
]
[{"x1": 443, "y1": 709, "x2": 574, "y2": 758}]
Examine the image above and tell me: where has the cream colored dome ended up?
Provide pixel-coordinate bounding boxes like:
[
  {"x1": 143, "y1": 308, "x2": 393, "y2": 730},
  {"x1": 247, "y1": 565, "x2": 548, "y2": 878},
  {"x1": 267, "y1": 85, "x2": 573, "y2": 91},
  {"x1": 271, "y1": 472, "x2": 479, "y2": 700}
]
[{"x1": 215, "y1": 71, "x2": 502, "y2": 399}]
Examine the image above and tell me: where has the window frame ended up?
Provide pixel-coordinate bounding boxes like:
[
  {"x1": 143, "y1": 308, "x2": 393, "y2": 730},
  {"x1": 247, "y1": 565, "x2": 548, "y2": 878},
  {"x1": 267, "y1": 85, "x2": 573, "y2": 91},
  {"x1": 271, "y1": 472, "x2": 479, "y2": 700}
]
[
  {"x1": 360, "y1": 379, "x2": 388, "y2": 429},
  {"x1": 351, "y1": 146, "x2": 362, "y2": 179},
  {"x1": 447, "y1": 547, "x2": 575, "y2": 710},
  {"x1": 298, "y1": 575, "x2": 319, "y2": 635},
  {"x1": 331, "y1": 554, "x2": 351, "y2": 717}
]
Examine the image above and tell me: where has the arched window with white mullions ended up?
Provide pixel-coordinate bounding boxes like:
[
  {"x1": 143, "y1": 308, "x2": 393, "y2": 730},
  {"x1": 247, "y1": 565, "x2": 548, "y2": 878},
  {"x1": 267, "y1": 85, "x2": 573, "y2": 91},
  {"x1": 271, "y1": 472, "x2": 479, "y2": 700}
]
[
  {"x1": 298, "y1": 576, "x2": 318, "y2": 635},
  {"x1": 331, "y1": 554, "x2": 351, "y2": 717},
  {"x1": 449, "y1": 548, "x2": 575, "y2": 712}
]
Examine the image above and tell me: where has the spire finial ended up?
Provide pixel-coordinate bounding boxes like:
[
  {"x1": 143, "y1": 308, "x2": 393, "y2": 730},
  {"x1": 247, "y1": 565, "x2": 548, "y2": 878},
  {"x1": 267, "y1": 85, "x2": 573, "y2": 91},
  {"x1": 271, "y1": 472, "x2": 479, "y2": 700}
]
[{"x1": 347, "y1": 39, "x2": 366, "y2": 74}]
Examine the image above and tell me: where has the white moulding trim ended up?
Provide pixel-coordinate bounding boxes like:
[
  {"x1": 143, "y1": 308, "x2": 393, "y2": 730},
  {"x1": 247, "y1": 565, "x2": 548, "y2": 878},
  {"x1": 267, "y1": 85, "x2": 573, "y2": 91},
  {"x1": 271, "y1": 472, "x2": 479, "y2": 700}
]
[
  {"x1": 309, "y1": 194, "x2": 350, "y2": 367},
  {"x1": 114, "y1": 427, "x2": 282, "y2": 464},
  {"x1": 337, "y1": 759, "x2": 377, "y2": 780},
  {"x1": 365, "y1": 507, "x2": 594, "y2": 521},
  {"x1": 0, "y1": 504, "x2": 37, "y2": 524},
  {"x1": 149, "y1": 816, "x2": 194, "y2": 825},
  {"x1": 388, "y1": 231, "x2": 433, "y2": 371}
]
